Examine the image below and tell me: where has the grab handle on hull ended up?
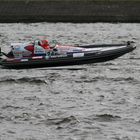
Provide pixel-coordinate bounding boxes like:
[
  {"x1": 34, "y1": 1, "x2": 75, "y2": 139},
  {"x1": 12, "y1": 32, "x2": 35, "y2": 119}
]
[{"x1": 127, "y1": 41, "x2": 136, "y2": 49}]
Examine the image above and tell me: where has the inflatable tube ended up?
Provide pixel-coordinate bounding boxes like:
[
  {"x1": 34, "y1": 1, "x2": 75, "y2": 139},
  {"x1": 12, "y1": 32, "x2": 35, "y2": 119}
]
[{"x1": 0, "y1": 42, "x2": 136, "y2": 69}]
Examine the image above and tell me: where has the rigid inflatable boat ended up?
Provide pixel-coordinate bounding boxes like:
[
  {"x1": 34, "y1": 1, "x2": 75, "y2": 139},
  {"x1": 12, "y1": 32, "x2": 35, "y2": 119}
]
[{"x1": 0, "y1": 40, "x2": 136, "y2": 69}]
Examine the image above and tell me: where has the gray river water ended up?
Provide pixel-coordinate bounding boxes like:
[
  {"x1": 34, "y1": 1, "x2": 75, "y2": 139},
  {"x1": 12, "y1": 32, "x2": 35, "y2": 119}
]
[{"x1": 0, "y1": 23, "x2": 140, "y2": 140}]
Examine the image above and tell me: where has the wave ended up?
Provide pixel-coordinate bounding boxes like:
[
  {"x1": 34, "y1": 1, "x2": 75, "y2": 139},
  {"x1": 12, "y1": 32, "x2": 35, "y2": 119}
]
[
  {"x1": 37, "y1": 67, "x2": 87, "y2": 71},
  {"x1": 0, "y1": 77, "x2": 47, "y2": 84},
  {"x1": 75, "y1": 76, "x2": 139, "y2": 84},
  {"x1": 95, "y1": 114, "x2": 121, "y2": 122},
  {"x1": 45, "y1": 115, "x2": 79, "y2": 126},
  {"x1": 129, "y1": 57, "x2": 140, "y2": 60},
  {"x1": 1, "y1": 105, "x2": 24, "y2": 110}
]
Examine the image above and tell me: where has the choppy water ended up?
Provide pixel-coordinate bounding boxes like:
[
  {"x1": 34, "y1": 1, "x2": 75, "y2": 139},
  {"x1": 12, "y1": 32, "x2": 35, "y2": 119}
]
[{"x1": 0, "y1": 23, "x2": 140, "y2": 140}]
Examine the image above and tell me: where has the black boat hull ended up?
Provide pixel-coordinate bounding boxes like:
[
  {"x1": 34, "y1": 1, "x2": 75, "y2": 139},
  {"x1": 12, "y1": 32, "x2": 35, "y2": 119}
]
[{"x1": 0, "y1": 43, "x2": 136, "y2": 69}]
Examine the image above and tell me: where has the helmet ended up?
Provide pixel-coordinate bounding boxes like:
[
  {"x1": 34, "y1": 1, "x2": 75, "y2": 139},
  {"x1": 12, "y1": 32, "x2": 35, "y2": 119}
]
[{"x1": 42, "y1": 40, "x2": 49, "y2": 45}]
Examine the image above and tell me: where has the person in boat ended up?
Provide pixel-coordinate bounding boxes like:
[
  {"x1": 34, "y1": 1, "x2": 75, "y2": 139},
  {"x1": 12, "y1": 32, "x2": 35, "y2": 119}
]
[
  {"x1": 34, "y1": 40, "x2": 52, "y2": 56},
  {"x1": 29, "y1": 40, "x2": 57, "y2": 56},
  {"x1": 39, "y1": 40, "x2": 50, "y2": 50},
  {"x1": 7, "y1": 40, "x2": 52, "y2": 58},
  {"x1": 33, "y1": 40, "x2": 51, "y2": 51}
]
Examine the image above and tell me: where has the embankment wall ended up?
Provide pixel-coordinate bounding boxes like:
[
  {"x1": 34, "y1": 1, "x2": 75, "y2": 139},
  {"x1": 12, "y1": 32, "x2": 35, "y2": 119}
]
[{"x1": 0, "y1": 0, "x2": 140, "y2": 22}]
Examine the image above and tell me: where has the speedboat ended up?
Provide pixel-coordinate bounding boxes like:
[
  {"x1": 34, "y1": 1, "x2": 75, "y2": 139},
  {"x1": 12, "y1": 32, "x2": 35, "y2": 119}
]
[{"x1": 0, "y1": 40, "x2": 136, "y2": 69}]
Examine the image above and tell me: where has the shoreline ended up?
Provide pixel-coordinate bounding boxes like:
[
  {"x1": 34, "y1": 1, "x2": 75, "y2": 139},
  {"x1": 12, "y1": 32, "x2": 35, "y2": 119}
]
[{"x1": 0, "y1": 0, "x2": 140, "y2": 23}]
